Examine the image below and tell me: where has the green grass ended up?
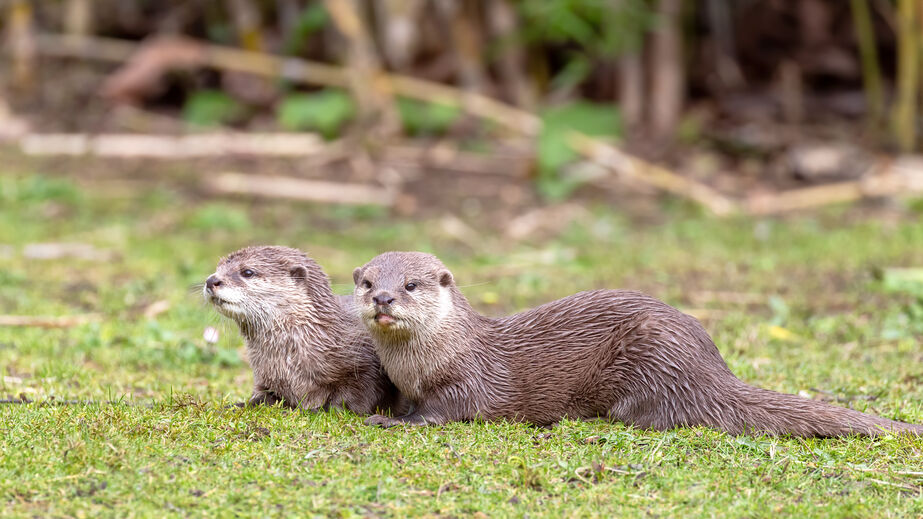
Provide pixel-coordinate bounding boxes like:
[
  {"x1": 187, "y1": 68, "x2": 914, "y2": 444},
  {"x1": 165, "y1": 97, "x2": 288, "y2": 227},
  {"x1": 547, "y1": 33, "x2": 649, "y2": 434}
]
[{"x1": 1, "y1": 170, "x2": 922, "y2": 517}]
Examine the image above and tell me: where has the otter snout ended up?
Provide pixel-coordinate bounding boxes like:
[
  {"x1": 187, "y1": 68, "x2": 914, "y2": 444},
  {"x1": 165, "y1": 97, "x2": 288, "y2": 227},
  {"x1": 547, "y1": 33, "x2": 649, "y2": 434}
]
[
  {"x1": 371, "y1": 291, "x2": 398, "y2": 327},
  {"x1": 206, "y1": 274, "x2": 223, "y2": 293},
  {"x1": 203, "y1": 273, "x2": 238, "y2": 311},
  {"x1": 372, "y1": 292, "x2": 395, "y2": 306}
]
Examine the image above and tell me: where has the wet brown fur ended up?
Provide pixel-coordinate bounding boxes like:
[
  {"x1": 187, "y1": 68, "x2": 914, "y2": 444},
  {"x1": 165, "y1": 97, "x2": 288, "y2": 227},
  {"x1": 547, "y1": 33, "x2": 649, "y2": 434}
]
[
  {"x1": 205, "y1": 246, "x2": 408, "y2": 414},
  {"x1": 354, "y1": 251, "x2": 923, "y2": 437}
]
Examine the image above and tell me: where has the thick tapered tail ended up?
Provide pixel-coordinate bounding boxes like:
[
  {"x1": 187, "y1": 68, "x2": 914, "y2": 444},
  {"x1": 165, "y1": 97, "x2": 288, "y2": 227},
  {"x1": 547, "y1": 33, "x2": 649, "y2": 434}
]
[{"x1": 728, "y1": 382, "x2": 923, "y2": 437}]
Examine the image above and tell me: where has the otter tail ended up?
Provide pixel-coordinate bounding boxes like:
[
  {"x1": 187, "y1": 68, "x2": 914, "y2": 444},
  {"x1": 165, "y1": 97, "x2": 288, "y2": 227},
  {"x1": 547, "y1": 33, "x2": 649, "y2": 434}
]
[{"x1": 729, "y1": 382, "x2": 923, "y2": 437}]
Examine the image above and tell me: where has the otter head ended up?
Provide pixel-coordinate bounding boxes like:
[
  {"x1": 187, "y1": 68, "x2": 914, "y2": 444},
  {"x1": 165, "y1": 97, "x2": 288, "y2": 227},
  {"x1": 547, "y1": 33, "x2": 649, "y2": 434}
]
[
  {"x1": 204, "y1": 246, "x2": 324, "y2": 328},
  {"x1": 353, "y1": 251, "x2": 454, "y2": 340}
]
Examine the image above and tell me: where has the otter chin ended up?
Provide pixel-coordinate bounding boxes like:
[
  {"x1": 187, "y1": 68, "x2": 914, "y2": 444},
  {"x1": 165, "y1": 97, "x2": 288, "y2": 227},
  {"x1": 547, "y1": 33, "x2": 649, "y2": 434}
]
[
  {"x1": 352, "y1": 250, "x2": 923, "y2": 438},
  {"x1": 203, "y1": 288, "x2": 245, "y2": 320},
  {"x1": 205, "y1": 293, "x2": 236, "y2": 313},
  {"x1": 204, "y1": 246, "x2": 409, "y2": 415}
]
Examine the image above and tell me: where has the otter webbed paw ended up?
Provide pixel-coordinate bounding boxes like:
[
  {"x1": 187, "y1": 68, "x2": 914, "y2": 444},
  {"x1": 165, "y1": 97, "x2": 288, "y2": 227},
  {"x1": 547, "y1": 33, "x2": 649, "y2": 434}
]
[{"x1": 365, "y1": 413, "x2": 434, "y2": 428}]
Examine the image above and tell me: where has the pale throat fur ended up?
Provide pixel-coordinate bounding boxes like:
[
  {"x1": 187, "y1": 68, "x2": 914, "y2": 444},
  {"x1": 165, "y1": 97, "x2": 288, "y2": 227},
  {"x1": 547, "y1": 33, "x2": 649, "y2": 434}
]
[{"x1": 355, "y1": 262, "x2": 467, "y2": 401}]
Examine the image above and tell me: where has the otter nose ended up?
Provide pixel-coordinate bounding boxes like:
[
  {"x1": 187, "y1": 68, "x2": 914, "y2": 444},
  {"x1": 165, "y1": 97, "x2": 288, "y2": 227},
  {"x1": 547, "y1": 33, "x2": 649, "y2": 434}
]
[
  {"x1": 206, "y1": 275, "x2": 222, "y2": 292},
  {"x1": 372, "y1": 292, "x2": 395, "y2": 306}
]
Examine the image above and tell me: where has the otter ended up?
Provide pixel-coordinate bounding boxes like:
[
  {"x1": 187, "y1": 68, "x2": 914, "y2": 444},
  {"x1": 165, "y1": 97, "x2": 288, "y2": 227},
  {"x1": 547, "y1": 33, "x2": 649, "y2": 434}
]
[
  {"x1": 352, "y1": 251, "x2": 923, "y2": 437},
  {"x1": 205, "y1": 246, "x2": 408, "y2": 415}
]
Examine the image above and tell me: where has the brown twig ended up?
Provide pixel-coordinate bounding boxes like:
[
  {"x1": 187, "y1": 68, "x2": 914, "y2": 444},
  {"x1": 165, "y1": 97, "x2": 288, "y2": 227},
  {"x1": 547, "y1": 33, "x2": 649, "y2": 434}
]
[
  {"x1": 382, "y1": 141, "x2": 532, "y2": 177},
  {"x1": 32, "y1": 33, "x2": 541, "y2": 136},
  {"x1": 745, "y1": 157, "x2": 923, "y2": 215},
  {"x1": 205, "y1": 172, "x2": 395, "y2": 206},
  {"x1": 19, "y1": 132, "x2": 325, "y2": 157},
  {"x1": 568, "y1": 132, "x2": 738, "y2": 216}
]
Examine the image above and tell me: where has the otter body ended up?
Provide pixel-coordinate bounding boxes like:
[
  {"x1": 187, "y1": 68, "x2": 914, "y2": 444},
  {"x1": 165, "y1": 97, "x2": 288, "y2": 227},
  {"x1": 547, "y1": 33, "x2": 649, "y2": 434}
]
[
  {"x1": 205, "y1": 246, "x2": 408, "y2": 414},
  {"x1": 353, "y1": 251, "x2": 923, "y2": 437}
]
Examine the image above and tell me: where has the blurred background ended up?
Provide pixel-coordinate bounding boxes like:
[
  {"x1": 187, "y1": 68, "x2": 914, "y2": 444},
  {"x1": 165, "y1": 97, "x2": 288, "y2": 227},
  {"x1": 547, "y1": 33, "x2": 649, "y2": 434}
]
[
  {"x1": 3, "y1": 4, "x2": 923, "y2": 515},
  {"x1": 1, "y1": 0, "x2": 923, "y2": 333},
  {"x1": 2, "y1": 0, "x2": 923, "y2": 220}
]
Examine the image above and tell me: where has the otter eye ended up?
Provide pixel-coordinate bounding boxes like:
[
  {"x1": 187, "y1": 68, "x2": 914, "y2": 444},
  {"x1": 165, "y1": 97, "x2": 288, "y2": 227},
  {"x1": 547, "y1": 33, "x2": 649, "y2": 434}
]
[
  {"x1": 405, "y1": 282, "x2": 417, "y2": 292},
  {"x1": 362, "y1": 280, "x2": 372, "y2": 289},
  {"x1": 241, "y1": 269, "x2": 255, "y2": 278}
]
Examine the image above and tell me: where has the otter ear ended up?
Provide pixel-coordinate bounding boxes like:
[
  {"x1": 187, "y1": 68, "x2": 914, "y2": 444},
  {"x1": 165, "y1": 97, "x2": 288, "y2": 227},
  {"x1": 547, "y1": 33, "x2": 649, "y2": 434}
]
[
  {"x1": 352, "y1": 267, "x2": 363, "y2": 285},
  {"x1": 437, "y1": 269, "x2": 453, "y2": 287},
  {"x1": 290, "y1": 265, "x2": 308, "y2": 283}
]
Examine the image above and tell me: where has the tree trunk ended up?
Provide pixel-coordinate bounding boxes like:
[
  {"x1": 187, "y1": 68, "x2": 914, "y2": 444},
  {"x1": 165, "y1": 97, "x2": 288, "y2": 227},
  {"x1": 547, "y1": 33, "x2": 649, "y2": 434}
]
[
  {"x1": 65, "y1": 0, "x2": 93, "y2": 36},
  {"x1": 8, "y1": 0, "x2": 36, "y2": 91},
  {"x1": 373, "y1": 0, "x2": 424, "y2": 71},
  {"x1": 434, "y1": 0, "x2": 487, "y2": 94},
  {"x1": 618, "y1": 51, "x2": 644, "y2": 130},
  {"x1": 324, "y1": 0, "x2": 400, "y2": 139},
  {"x1": 487, "y1": 0, "x2": 534, "y2": 108},
  {"x1": 226, "y1": 0, "x2": 264, "y2": 51},
  {"x1": 892, "y1": 0, "x2": 918, "y2": 151},
  {"x1": 648, "y1": 0, "x2": 684, "y2": 140}
]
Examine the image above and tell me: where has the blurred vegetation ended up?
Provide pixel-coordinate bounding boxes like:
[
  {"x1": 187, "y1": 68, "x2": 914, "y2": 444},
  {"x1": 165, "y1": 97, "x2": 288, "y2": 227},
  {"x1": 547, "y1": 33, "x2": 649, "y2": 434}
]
[
  {"x1": 537, "y1": 100, "x2": 621, "y2": 199},
  {"x1": 2, "y1": 1, "x2": 915, "y2": 144},
  {"x1": 4, "y1": 0, "x2": 923, "y2": 207},
  {"x1": 276, "y1": 89, "x2": 356, "y2": 137},
  {"x1": 183, "y1": 90, "x2": 246, "y2": 127}
]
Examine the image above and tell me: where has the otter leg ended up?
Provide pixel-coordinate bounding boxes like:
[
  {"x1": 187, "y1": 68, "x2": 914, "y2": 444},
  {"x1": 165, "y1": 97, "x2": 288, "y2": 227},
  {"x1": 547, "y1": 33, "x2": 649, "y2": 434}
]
[
  {"x1": 605, "y1": 393, "x2": 680, "y2": 432},
  {"x1": 247, "y1": 390, "x2": 283, "y2": 407},
  {"x1": 365, "y1": 411, "x2": 445, "y2": 428}
]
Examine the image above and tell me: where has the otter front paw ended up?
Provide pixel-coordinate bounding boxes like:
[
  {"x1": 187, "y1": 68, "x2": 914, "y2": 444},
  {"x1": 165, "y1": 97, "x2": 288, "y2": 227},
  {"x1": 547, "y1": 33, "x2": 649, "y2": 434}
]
[
  {"x1": 365, "y1": 414, "x2": 406, "y2": 428},
  {"x1": 365, "y1": 413, "x2": 434, "y2": 428}
]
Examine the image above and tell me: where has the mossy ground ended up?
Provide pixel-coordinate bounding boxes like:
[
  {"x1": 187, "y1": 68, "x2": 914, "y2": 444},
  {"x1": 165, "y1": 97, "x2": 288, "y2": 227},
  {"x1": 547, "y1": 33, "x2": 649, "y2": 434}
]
[{"x1": 1, "y1": 171, "x2": 921, "y2": 517}]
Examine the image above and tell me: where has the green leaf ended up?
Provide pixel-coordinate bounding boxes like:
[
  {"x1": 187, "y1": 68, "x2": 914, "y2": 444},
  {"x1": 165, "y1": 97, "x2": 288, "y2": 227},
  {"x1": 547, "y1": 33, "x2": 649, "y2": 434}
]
[
  {"x1": 518, "y1": 0, "x2": 653, "y2": 57},
  {"x1": 284, "y1": 4, "x2": 330, "y2": 54},
  {"x1": 537, "y1": 101, "x2": 621, "y2": 200},
  {"x1": 881, "y1": 268, "x2": 923, "y2": 297},
  {"x1": 397, "y1": 98, "x2": 461, "y2": 136},
  {"x1": 277, "y1": 90, "x2": 356, "y2": 138},
  {"x1": 182, "y1": 90, "x2": 244, "y2": 127}
]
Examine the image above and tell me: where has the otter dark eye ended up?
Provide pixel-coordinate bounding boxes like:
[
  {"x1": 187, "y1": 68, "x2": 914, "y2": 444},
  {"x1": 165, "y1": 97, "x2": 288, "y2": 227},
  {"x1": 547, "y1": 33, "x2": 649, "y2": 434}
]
[
  {"x1": 405, "y1": 282, "x2": 417, "y2": 292},
  {"x1": 241, "y1": 269, "x2": 255, "y2": 278},
  {"x1": 362, "y1": 280, "x2": 372, "y2": 289}
]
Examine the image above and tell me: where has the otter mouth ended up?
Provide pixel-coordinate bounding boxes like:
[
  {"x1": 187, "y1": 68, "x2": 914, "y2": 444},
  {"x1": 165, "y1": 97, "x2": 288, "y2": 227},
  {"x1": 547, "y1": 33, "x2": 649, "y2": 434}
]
[
  {"x1": 209, "y1": 295, "x2": 230, "y2": 306},
  {"x1": 374, "y1": 310, "x2": 397, "y2": 327},
  {"x1": 209, "y1": 295, "x2": 242, "y2": 313}
]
